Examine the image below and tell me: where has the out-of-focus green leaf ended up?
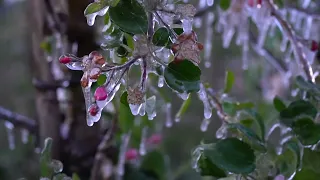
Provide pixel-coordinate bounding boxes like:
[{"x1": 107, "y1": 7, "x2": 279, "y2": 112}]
[{"x1": 223, "y1": 71, "x2": 235, "y2": 94}]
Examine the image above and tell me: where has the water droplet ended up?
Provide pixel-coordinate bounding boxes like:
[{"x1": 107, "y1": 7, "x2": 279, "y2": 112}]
[
  {"x1": 50, "y1": 159, "x2": 63, "y2": 173},
  {"x1": 129, "y1": 104, "x2": 143, "y2": 116},
  {"x1": 181, "y1": 19, "x2": 193, "y2": 34},
  {"x1": 158, "y1": 75, "x2": 164, "y2": 88},
  {"x1": 85, "y1": 13, "x2": 98, "y2": 26},
  {"x1": 216, "y1": 123, "x2": 227, "y2": 139}
]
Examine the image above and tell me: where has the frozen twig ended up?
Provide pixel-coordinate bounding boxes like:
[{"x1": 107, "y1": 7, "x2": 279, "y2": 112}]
[
  {"x1": 0, "y1": 106, "x2": 37, "y2": 133},
  {"x1": 265, "y1": 0, "x2": 314, "y2": 82}
]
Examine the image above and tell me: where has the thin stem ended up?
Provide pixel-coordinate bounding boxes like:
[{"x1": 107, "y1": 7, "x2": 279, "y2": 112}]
[
  {"x1": 154, "y1": 11, "x2": 178, "y2": 39},
  {"x1": 265, "y1": 0, "x2": 314, "y2": 82},
  {"x1": 0, "y1": 106, "x2": 37, "y2": 133},
  {"x1": 206, "y1": 88, "x2": 229, "y2": 122},
  {"x1": 101, "y1": 56, "x2": 140, "y2": 72}
]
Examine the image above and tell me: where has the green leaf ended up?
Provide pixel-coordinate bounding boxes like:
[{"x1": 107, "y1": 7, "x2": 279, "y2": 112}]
[
  {"x1": 40, "y1": 138, "x2": 53, "y2": 177},
  {"x1": 140, "y1": 151, "x2": 167, "y2": 180},
  {"x1": 164, "y1": 60, "x2": 201, "y2": 93},
  {"x1": 276, "y1": 149, "x2": 297, "y2": 178},
  {"x1": 101, "y1": 29, "x2": 123, "y2": 49},
  {"x1": 84, "y1": 2, "x2": 107, "y2": 15},
  {"x1": 239, "y1": 119, "x2": 254, "y2": 128},
  {"x1": 223, "y1": 71, "x2": 235, "y2": 94},
  {"x1": 273, "y1": 96, "x2": 286, "y2": 112},
  {"x1": 198, "y1": 155, "x2": 227, "y2": 178},
  {"x1": 119, "y1": 92, "x2": 135, "y2": 132},
  {"x1": 280, "y1": 100, "x2": 317, "y2": 126},
  {"x1": 220, "y1": 0, "x2": 231, "y2": 10},
  {"x1": 72, "y1": 173, "x2": 81, "y2": 180},
  {"x1": 109, "y1": 0, "x2": 148, "y2": 35},
  {"x1": 204, "y1": 138, "x2": 256, "y2": 174},
  {"x1": 97, "y1": 74, "x2": 107, "y2": 86},
  {"x1": 292, "y1": 117, "x2": 320, "y2": 145},
  {"x1": 125, "y1": 164, "x2": 157, "y2": 180},
  {"x1": 175, "y1": 94, "x2": 192, "y2": 119},
  {"x1": 294, "y1": 149, "x2": 320, "y2": 179},
  {"x1": 228, "y1": 123, "x2": 266, "y2": 151},
  {"x1": 152, "y1": 27, "x2": 183, "y2": 47},
  {"x1": 283, "y1": 140, "x2": 302, "y2": 170},
  {"x1": 222, "y1": 102, "x2": 254, "y2": 116},
  {"x1": 294, "y1": 169, "x2": 320, "y2": 180},
  {"x1": 245, "y1": 110, "x2": 265, "y2": 142}
]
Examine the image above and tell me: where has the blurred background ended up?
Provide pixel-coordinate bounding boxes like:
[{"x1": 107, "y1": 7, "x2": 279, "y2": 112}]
[{"x1": 0, "y1": 0, "x2": 279, "y2": 179}]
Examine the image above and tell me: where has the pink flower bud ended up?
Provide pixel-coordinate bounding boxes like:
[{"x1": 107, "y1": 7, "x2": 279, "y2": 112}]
[
  {"x1": 59, "y1": 56, "x2": 72, "y2": 64},
  {"x1": 94, "y1": 87, "x2": 108, "y2": 101},
  {"x1": 88, "y1": 104, "x2": 99, "y2": 116},
  {"x1": 125, "y1": 148, "x2": 138, "y2": 160},
  {"x1": 147, "y1": 134, "x2": 162, "y2": 145},
  {"x1": 311, "y1": 40, "x2": 319, "y2": 52}
]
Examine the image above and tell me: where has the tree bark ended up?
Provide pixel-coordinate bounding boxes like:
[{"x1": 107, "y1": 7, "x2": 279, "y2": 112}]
[{"x1": 28, "y1": 0, "x2": 61, "y2": 159}]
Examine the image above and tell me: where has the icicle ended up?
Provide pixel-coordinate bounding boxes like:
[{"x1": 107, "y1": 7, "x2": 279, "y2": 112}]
[
  {"x1": 289, "y1": 10, "x2": 297, "y2": 24},
  {"x1": 5, "y1": 121, "x2": 15, "y2": 150},
  {"x1": 204, "y1": 12, "x2": 214, "y2": 68},
  {"x1": 181, "y1": 19, "x2": 193, "y2": 34},
  {"x1": 200, "y1": 118, "x2": 211, "y2": 132},
  {"x1": 116, "y1": 132, "x2": 131, "y2": 178},
  {"x1": 222, "y1": 26, "x2": 235, "y2": 48},
  {"x1": 177, "y1": 92, "x2": 189, "y2": 100},
  {"x1": 129, "y1": 103, "x2": 142, "y2": 116},
  {"x1": 198, "y1": 84, "x2": 212, "y2": 119},
  {"x1": 165, "y1": 103, "x2": 173, "y2": 128},
  {"x1": 21, "y1": 129, "x2": 29, "y2": 144},
  {"x1": 302, "y1": 0, "x2": 311, "y2": 8},
  {"x1": 207, "y1": 0, "x2": 214, "y2": 6},
  {"x1": 139, "y1": 127, "x2": 148, "y2": 156},
  {"x1": 85, "y1": 7, "x2": 109, "y2": 26},
  {"x1": 266, "y1": 123, "x2": 280, "y2": 141},
  {"x1": 242, "y1": 39, "x2": 249, "y2": 70},
  {"x1": 139, "y1": 99, "x2": 146, "y2": 116},
  {"x1": 216, "y1": 123, "x2": 228, "y2": 139},
  {"x1": 257, "y1": 18, "x2": 272, "y2": 49},
  {"x1": 294, "y1": 14, "x2": 304, "y2": 31},
  {"x1": 82, "y1": 86, "x2": 93, "y2": 126},
  {"x1": 146, "y1": 96, "x2": 157, "y2": 120},
  {"x1": 191, "y1": 146, "x2": 203, "y2": 171},
  {"x1": 303, "y1": 16, "x2": 313, "y2": 39}
]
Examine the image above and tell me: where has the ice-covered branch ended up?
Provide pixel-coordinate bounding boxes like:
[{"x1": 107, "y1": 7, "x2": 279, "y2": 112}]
[
  {"x1": 249, "y1": 30, "x2": 288, "y2": 75},
  {"x1": 0, "y1": 106, "x2": 37, "y2": 133},
  {"x1": 285, "y1": 3, "x2": 320, "y2": 20},
  {"x1": 265, "y1": 0, "x2": 314, "y2": 82}
]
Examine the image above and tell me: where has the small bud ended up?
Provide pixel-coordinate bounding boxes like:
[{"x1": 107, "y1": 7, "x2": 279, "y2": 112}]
[
  {"x1": 59, "y1": 56, "x2": 72, "y2": 64},
  {"x1": 94, "y1": 86, "x2": 108, "y2": 101},
  {"x1": 171, "y1": 44, "x2": 179, "y2": 53},
  {"x1": 81, "y1": 76, "x2": 89, "y2": 88},
  {"x1": 89, "y1": 68, "x2": 101, "y2": 80},
  {"x1": 90, "y1": 51, "x2": 105, "y2": 65},
  {"x1": 125, "y1": 148, "x2": 138, "y2": 160},
  {"x1": 311, "y1": 40, "x2": 319, "y2": 52},
  {"x1": 197, "y1": 43, "x2": 204, "y2": 51},
  {"x1": 147, "y1": 134, "x2": 162, "y2": 145},
  {"x1": 88, "y1": 104, "x2": 99, "y2": 116}
]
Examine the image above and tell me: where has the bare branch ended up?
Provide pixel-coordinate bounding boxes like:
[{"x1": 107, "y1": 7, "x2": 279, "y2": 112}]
[{"x1": 0, "y1": 106, "x2": 37, "y2": 133}]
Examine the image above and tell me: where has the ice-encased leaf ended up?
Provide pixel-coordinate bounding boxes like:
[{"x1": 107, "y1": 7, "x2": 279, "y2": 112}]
[
  {"x1": 119, "y1": 92, "x2": 135, "y2": 133},
  {"x1": 164, "y1": 60, "x2": 201, "y2": 93},
  {"x1": 204, "y1": 138, "x2": 256, "y2": 174},
  {"x1": 109, "y1": 0, "x2": 148, "y2": 35}
]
